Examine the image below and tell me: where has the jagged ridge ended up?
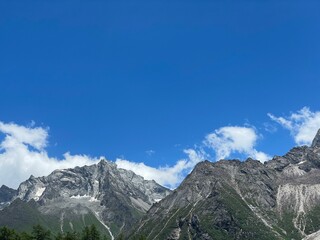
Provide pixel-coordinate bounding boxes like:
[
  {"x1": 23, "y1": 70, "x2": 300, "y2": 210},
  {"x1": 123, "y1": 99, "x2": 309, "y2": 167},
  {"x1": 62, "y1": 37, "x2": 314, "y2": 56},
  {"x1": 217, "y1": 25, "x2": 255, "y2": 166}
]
[
  {"x1": 132, "y1": 130, "x2": 320, "y2": 240},
  {"x1": 0, "y1": 159, "x2": 171, "y2": 238}
]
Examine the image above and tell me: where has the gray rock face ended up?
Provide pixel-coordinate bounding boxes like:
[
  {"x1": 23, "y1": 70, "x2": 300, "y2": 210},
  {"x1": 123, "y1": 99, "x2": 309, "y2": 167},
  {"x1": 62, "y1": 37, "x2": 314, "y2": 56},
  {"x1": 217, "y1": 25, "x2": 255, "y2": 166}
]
[
  {"x1": 0, "y1": 185, "x2": 17, "y2": 202},
  {"x1": 2, "y1": 159, "x2": 170, "y2": 238},
  {"x1": 0, "y1": 185, "x2": 17, "y2": 209},
  {"x1": 133, "y1": 129, "x2": 320, "y2": 240}
]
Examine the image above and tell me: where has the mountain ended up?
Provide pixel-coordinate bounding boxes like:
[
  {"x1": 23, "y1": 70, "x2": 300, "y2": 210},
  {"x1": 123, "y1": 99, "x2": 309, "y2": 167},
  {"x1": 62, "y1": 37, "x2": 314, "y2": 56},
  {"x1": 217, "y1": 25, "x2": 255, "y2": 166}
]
[
  {"x1": 0, "y1": 159, "x2": 171, "y2": 239},
  {"x1": 4, "y1": 131, "x2": 320, "y2": 240},
  {"x1": 132, "y1": 130, "x2": 320, "y2": 240}
]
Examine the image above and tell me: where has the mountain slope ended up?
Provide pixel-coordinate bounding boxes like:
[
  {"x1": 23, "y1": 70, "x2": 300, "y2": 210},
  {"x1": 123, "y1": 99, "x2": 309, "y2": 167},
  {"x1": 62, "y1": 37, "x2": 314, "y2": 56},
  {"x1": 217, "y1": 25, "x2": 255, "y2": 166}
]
[
  {"x1": 0, "y1": 159, "x2": 170, "y2": 238},
  {"x1": 132, "y1": 130, "x2": 320, "y2": 240},
  {"x1": 0, "y1": 198, "x2": 110, "y2": 234}
]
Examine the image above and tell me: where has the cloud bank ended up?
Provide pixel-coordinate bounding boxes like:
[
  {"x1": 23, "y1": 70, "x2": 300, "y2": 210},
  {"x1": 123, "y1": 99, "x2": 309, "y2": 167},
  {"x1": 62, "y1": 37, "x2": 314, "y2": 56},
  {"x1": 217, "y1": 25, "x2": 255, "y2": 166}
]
[
  {"x1": 0, "y1": 121, "x2": 269, "y2": 189},
  {"x1": 0, "y1": 121, "x2": 99, "y2": 188},
  {"x1": 269, "y1": 107, "x2": 320, "y2": 146}
]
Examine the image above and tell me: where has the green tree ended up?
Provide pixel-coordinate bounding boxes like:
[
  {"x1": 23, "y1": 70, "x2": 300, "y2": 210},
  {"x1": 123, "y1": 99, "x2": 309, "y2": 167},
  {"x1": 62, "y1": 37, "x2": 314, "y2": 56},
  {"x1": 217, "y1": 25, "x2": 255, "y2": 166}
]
[
  {"x1": 20, "y1": 232, "x2": 32, "y2": 240},
  {"x1": 132, "y1": 235, "x2": 147, "y2": 240},
  {"x1": 54, "y1": 232, "x2": 64, "y2": 240},
  {"x1": 31, "y1": 225, "x2": 51, "y2": 240},
  {"x1": 89, "y1": 225, "x2": 100, "y2": 240},
  {"x1": 81, "y1": 225, "x2": 100, "y2": 240},
  {"x1": 0, "y1": 226, "x2": 19, "y2": 240},
  {"x1": 81, "y1": 227, "x2": 90, "y2": 240},
  {"x1": 63, "y1": 232, "x2": 79, "y2": 240}
]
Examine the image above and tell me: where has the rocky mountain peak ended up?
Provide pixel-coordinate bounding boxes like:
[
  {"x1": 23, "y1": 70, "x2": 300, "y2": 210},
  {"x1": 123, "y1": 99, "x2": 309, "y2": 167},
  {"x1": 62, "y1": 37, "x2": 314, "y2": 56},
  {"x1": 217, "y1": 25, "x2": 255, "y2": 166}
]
[
  {"x1": 0, "y1": 185, "x2": 10, "y2": 190},
  {"x1": 193, "y1": 160, "x2": 212, "y2": 169},
  {"x1": 0, "y1": 185, "x2": 17, "y2": 206},
  {"x1": 28, "y1": 175, "x2": 36, "y2": 180},
  {"x1": 97, "y1": 158, "x2": 112, "y2": 166},
  {"x1": 311, "y1": 129, "x2": 320, "y2": 148},
  {"x1": 1, "y1": 160, "x2": 171, "y2": 237}
]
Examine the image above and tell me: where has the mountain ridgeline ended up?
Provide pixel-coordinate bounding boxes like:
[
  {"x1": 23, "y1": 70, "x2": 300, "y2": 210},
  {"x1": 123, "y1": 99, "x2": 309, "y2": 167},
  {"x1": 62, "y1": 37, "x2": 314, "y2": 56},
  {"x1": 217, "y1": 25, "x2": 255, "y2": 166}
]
[
  {"x1": 132, "y1": 130, "x2": 320, "y2": 240},
  {"x1": 2, "y1": 131, "x2": 320, "y2": 239},
  {"x1": 0, "y1": 160, "x2": 170, "y2": 239}
]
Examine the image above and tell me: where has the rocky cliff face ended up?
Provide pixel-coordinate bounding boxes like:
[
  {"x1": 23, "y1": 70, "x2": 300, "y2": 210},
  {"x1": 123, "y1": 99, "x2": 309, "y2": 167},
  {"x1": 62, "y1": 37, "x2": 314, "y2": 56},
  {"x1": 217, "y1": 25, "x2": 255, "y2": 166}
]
[
  {"x1": 0, "y1": 185, "x2": 17, "y2": 209},
  {"x1": 133, "y1": 130, "x2": 320, "y2": 240},
  {"x1": 0, "y1": 159, "x2": 170, "y2": 239}
]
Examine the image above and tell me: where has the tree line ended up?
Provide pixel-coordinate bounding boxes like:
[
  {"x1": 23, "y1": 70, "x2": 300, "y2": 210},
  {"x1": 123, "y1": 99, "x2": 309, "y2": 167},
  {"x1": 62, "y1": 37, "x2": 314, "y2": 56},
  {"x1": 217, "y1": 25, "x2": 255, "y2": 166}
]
[{"x1": 0, "y1": 224, "x2": 147, "y2": 240}]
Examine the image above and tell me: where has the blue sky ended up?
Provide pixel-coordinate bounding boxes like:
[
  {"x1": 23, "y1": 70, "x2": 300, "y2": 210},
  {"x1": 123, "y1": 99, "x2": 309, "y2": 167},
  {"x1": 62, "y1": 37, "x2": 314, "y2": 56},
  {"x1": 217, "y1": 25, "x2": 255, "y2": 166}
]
[{"x1": 1, "y1": 1, "x2": 320, "y2": 188}]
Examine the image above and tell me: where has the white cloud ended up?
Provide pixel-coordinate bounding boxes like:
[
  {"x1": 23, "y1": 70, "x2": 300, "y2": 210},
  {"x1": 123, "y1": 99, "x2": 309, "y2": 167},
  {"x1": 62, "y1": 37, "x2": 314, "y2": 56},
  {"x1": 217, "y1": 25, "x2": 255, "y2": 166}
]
[
  {"x1": 0, "y1": 121, "x2": 48, "y2": 150},
  {"x1": 204, "y1": 126, "x2": 270, "y2": 162},
  {"x1": 116, "y1": 126, "x2": 271, "y2": 188},
  {"x1": 116, "y1": 148, "x2": 208, "y2": 189},
  {"x1": 268, "y1": 107, "x2": 320, "y2": 146},
  {"x1": 183, "y1": 148, "x2": 209, "y2": 167},
  {"x1": 0, "y1": 121, "x2": 99, "y2": 188},
  {"x1": 115, "y1": 159, "x2": 187, "y2": 189}
]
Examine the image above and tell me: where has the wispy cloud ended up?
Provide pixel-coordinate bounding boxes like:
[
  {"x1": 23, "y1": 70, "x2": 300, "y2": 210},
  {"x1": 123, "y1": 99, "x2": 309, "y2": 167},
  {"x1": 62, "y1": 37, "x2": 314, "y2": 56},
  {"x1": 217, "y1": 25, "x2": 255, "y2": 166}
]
[
  {"x1": 268, "y1": 107, "x2": 320, "y2": 146},
  {"x1": 263, "y1": 122, "x2": 278, "y2": 133},
  {"x1": 145, "y1": 149, "x2": 155, "y2": 156}
]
